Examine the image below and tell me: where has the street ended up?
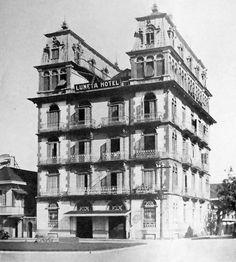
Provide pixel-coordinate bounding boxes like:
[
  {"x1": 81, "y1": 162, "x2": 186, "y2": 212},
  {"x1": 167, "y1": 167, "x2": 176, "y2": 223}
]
[{"x1": 1, "y1": 238, "x2": 236, "y2": 262}]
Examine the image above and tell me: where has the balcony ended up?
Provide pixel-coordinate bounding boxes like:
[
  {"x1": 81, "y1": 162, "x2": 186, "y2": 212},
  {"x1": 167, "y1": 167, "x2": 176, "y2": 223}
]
[
  {"x1": 100, "y1": 116, "x2": 129, "y2": 127},
  {"x1": 133, "y1": 149, "x2": 160, "y2": 160},
  {"x1": 101, "y1": 152, "x2": 126, "y2": 161},
  {"x1": 182, "y1": 121, "x2": 194, "y2": 135},
  {"x1": 38, "y1": 189, "x2": 64, "y2": 197},
  {"x1": 68, "y1": 186, "x2": 129, "y2": 195},
  {"x1": 39, "y1": 122, "x2": 67, "y2": 132},
  {"x1": 68, "y1": 154, "x2": 93, "y2": 164},
  {"x1": 182, "y1": 151, "x2": 192, "y2": 167},
  {"x1": 69, "y1": 119, "x2": 96, "y2": 130},
  {"x1": 133, "y1": 113, "x2": 163, "y2": 124},
  {"x1": 0, "y1": 206, "x2": 24, "y2": 216},
  {"x1": 133, "y1": 185, "x2": 160, "y2": 194},
  {"x1": 38, "y1": 157, "x2": 66, "y2": 166},
  {"x1": 191, "y1": 159, "x2": 202, "y2": 171}
]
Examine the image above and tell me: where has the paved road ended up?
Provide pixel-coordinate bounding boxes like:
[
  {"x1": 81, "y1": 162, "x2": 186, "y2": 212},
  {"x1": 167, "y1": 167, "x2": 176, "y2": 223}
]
[{"x1": 1, "y1": 238, "x2": 236, "y2": 262}]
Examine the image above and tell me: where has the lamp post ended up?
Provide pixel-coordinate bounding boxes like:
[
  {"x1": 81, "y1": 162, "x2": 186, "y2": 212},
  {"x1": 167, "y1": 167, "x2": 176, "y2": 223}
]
[{"x1": 156, "y1": 161, "x2": 170, "y2": 239}]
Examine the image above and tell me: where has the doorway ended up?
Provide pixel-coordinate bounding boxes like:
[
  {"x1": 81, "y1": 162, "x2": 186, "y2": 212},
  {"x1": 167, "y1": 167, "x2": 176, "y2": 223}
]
[
  {"x1": 109, "y1": 216, "x2": 126, "y2": 239},
  {"x1": 28, "y1": 222, "x2": 33, "y2": 238},
  {"x1": 76, "y1": 217, "x2": 92, "y2": 238}
]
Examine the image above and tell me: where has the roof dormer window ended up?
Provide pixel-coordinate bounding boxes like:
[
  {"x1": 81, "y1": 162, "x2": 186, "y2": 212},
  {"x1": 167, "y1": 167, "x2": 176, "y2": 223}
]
[{"x1": 146, "y1": 28, "x2": 154, "y2": 46}]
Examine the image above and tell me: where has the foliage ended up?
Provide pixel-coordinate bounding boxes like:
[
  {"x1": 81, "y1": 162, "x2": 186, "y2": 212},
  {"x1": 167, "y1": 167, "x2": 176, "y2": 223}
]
[
  {"x1": 217, "y1": 177, "x2": 236, "y2": 213},
  {"x1": 206, "y1": 210, "x2": 217, "y2": 235}
]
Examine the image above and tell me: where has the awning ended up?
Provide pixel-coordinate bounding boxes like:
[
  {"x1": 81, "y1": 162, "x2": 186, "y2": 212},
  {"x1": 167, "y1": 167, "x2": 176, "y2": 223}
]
[
  {"x1": 12, "y1": 188, "x2": 27, "y2": 195},
  {"x1": 64, "y1": 210, "x2": 131, "y2": 217}
]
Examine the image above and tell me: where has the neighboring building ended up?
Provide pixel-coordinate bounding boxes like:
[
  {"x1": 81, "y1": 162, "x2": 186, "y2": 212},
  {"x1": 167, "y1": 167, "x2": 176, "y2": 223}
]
[
  {"x1": 0, "y1": 158, "x2": 37, "y2": 238},
  {"x1": 29, "y1": 5, "x2": 215, "y2": 239}
]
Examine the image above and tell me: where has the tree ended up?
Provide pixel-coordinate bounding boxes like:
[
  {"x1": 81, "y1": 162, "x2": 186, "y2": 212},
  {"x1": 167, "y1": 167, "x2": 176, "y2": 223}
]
[{"x1": 214, "y1": 177, "x2": 236, "y2": 234}]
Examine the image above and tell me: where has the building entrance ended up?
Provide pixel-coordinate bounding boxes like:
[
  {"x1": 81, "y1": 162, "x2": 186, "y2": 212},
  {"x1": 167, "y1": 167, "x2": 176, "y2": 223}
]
[
  {"x1": 109, "y1": 216, "x2": 126, "y2": 239},
  {"x1": 76, "y1": 217, "x2": 92, "y2": 238}
]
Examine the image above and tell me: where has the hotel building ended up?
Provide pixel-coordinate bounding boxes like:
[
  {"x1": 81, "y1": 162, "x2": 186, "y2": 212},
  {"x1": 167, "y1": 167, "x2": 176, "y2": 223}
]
[{"x1": 30, "y1": 5, "x2": 215, "y2": 239}]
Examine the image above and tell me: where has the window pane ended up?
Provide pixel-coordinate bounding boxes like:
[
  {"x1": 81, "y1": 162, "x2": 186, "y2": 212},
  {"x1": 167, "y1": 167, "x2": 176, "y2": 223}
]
[
  {"x1": 146, "y1": 61, "x2": 154, "y2": 77},
  {"x1": 157, "y1": 60, "x2": 164, "y2": 76},
  {"x1": 137, "y1": 63, "x2": 144, "y2": 78}
]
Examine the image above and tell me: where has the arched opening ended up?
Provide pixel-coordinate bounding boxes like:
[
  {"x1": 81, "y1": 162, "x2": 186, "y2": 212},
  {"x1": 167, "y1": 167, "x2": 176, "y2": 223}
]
[
  {"x1": 144, "y1": 92, "x2": 156, "y2": 119},
  {"x1": 146, "y1": 27, "x2": 154, "y2": 46},
  {"x1": 28, "y1": 222, "x2": 33, "y2": 238},
  {"x1": 76, "y1": 200, "x2": 93, "y2": 238},
  {"x1": 43, "y1": 71, "x2": 50, "y2": 91},
  {"x1": 52, "y1": 70, "x2": 58, "y2": 90},
  {"x1": 136, "y1": 57, "x2": 144, "y2": 78},
  {"x1": 146, "y1": 56, "x2": 154, "y2": 77},
  {"x1": 156, "y1": 54, "x2": 165, "y2": 76},
  {"x1": 143, "y1": 199, "x2": 157, "y2": 228},
  {"x1": 108, "y1": 200, "x2": 126, "y2": 239},
  {"x1": 48, "y1": 203, "x2": 59, "y2": 228}
]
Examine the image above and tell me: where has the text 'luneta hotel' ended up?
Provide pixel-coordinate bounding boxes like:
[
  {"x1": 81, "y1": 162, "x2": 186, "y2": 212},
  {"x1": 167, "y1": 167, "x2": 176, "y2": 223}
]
[{"x1": 29, "y1": 5, "x2": 216, "y2": 239}]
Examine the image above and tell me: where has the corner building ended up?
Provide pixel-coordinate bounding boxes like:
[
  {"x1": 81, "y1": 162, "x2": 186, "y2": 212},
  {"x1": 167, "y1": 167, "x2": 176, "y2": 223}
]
[{"x1": 30, "y1": 6, "x2": 215, "y2": 239}]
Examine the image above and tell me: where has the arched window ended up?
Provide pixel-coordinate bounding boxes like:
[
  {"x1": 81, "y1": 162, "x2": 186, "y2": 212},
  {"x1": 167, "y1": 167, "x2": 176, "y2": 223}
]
[
  {"x1": 60, "y1": 69, "x2": 67, "y2": 81},
  {"x1": 48, "y1": 202, "x2": 58, "y2": 228},
  {"x1": 136, "y1": 57, "x2": 144, "y2": 78},
  {"x1": 156, "y1": 55, "x2": 165, "y2": 76},
  {"x1": 172, "y1": 97, "x2": 177, "y2": 119},
  {"x1": 146, "y1": 56, "x2": 154, "y2": 77},
  {"x1": 143, "y1": 199, "x2": 156, "y2": 228},
  {"x1": 146, "y1": 28, "x2": 154, "y2": 46},
  {"x1": 47, "y1": 104, "x2": 60, "y2": 128},
  {"x1": 144, "y1": 92, "x2": 156, "y2": 119},
  {"x1": 43, "y1": 71, "x2": 50, "y2": 91},
  {"x1": 52, "y1": 70, "x2": 58, "y2": 90}
]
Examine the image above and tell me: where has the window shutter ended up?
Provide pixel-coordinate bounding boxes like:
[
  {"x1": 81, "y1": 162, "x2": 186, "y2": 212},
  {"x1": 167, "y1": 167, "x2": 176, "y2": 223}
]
[
  {"x1": 106, "y1": 139, "x2": 111, "y2": 153},
  {"x1": 85, "y1": 107, "x2": 91, "y2": 125},
  {"x1": 100, "y1": 142, "x2": 107, "y2": 159},
  {"x1": 85, "y1": 141, "x2": 90, "y2": 155},
  {"x1": 47, "y1": 143, "x2": 51, "y2": 157},
  {"x1": 157, "y1": 60, "x2": 164, "y2": 76},
  {"x1": 140, "y1": 135, "x2": 144, "y2": 151},
  {"x1": 118, "y1": 104, "x2": 124, "y2": 120},
  {"x1": 150, "y1": 100, "x2": 156, "y2": 117}
]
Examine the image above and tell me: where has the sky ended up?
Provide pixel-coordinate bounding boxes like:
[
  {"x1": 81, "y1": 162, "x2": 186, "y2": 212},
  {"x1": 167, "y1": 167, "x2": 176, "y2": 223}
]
[{"x1": 0, "y1": 0, "x2": 236, "y2": 182}]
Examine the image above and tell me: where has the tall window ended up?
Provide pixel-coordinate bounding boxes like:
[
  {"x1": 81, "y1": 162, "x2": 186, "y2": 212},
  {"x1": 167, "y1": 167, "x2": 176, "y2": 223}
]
[
  {"x1": 137, "y1": 57, "x2": 144, "y2": 78},
  {"x1": 142, "y1": 169, "x2": 154, "y2": 188},
  {"x1": 109, "y1": 98, "x2": 124, "y2": 122},
  {"x1": 52, "y1": 70, "x2": 58, "y2": 89},
  {"x1": 184, "y1": 170, "x2": 188, "y2": 193},
  {"x1": 172, "y1": 97, "x2": 177, "y2": 120},
  {"x1": 47, "y1": 104, "x2": 60, "y2": 128},
  {"x1": 143, "y1": 199, "x2": 156, "y2": 228},
  {"x1": 51, "y1": 48, "x2": 59, "y2": 60},
  {"x1": 145, "y1": 56, "x2": 154, "y2": 77},
  {"x1": 182, "y1": 106, "x2": 186, "y2": 125},
  {"x1": 172, "y1": 164, "x2": 178, "y2": 192},
  {"x1": 0, "y1": 190, "x2": 6, "y2": 206},
  {"x1": 156, "y1": 55, "x2": 165, "y2": 76},
  {"x1": 144, "y1": 93, "x2": 156, "y2": 119},
  {"x1": 48, "y1": 203, "x2": 58, "y2": 228},
  {"x1": 47, "y1": 137, "x2": 59, "y2": 160},
  {"x1": 47, "y1": 171, "x2": 59, "y2": 195},
  {"x1": 70, "y1": 140, "x2": 91, "y2": 162},
  {"x1": 71, "y1": 102, "x2": 91, "y2": 125},
  {"x1": 191, "y1": 172, "x2": 195, "y2": 193},
  {"x1": 43, "y1": 71, "x2": 50, "y2": 91},
  {"x1": 172, "y1": 131, "x2": 177, "y2": 154},
  {"x1": 146, "y1": 28, "x2": 154, "y2": 46},
  {"x1": 60, "y1": 69, "x2": 67, "y2": 81}
]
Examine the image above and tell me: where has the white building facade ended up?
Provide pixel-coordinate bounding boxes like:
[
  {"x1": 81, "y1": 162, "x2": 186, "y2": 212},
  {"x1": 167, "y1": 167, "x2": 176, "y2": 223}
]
[{"x1": 30, "y1": 6, "x2": 215, "y2": 239}]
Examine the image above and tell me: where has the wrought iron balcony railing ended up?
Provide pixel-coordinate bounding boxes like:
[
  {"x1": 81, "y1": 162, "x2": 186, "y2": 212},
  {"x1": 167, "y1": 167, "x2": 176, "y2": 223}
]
[
  {"x1": 133, "y1": 149, "x2": 160, "y2": 159},
  {"x1": 68, "y1": 186, "x2": 130, "y2": 195},
  {"x1": 133, "y1": 185, "x2": 160, "y2": 194},
  {"x1": 101, "y1": 152, "x2": 126, "y2": 161},
  {"x1": 69, "y1": 119, "x2": 96, "y2": 129},
  {"x1": 38, "y1": 157, "x2": 66, "y2": 165},
  {"x1": 100, "y1": 116, "x2": 129, "y2": 127},
  {"x1": 68, "y1": 154, "x2": 93, "y2": 163},
  {"x1": 39, "y1": 122, "x2": 67, "y2": 132},
  {"x1": 134, "y1": 113, "x2": 163, "y2": 123},
  {"x1": 38, "y1": 189, "x2": 65, "y2": 197}
]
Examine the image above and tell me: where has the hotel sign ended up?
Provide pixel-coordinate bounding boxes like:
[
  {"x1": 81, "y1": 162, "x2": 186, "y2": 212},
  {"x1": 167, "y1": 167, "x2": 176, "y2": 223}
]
[{"x1": 74, "y1": 80, "x2": 120, "y2": 92}]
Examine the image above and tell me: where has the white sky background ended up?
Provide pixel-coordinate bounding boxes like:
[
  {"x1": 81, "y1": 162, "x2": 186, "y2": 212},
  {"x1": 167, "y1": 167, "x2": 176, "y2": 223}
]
[{"x1": 0, "y1": 0, "x2": 235, "y2": 183}]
